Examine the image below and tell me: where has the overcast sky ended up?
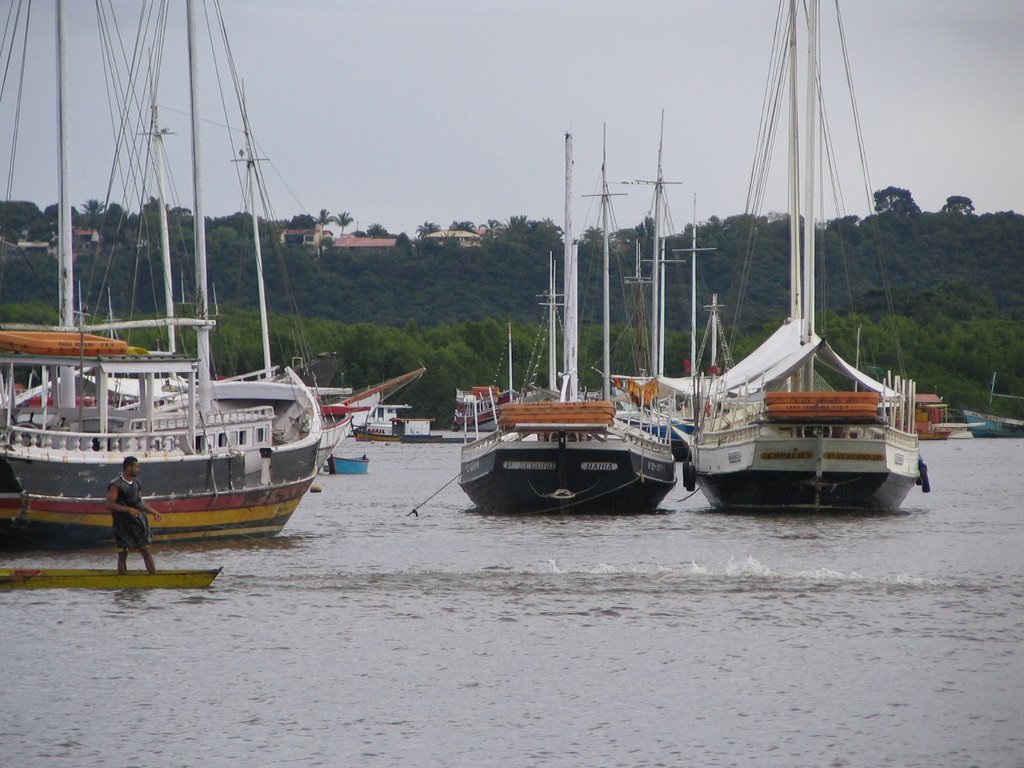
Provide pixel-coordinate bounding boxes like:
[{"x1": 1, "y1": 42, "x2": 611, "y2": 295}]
[{"x1": 3, "y1": 0, "x2": 1022, "y2": 236}]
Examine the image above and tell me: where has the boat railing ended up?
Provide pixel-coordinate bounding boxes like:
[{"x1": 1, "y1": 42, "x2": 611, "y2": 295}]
[{"x1": 5, "y1": 423, "x2": 189, "y2": 454}]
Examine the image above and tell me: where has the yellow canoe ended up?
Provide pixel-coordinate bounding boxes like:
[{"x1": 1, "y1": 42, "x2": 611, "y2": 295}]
[
  {"x1": 0, "y1": 330, "x2": 147, "y2": 357},
  {"x1": 0, "y1": 567, "x2": 221, "y2": 590}
]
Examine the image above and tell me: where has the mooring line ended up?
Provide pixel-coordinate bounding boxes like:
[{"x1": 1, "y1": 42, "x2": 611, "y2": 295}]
[{"x1": 409, "y1": 472, "x2": 461, "y2": 516}]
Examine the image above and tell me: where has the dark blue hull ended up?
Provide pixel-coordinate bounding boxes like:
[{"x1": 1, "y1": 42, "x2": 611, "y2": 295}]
[{"x1": 460, "y1": 441, "x2": 676, "y2": 514}]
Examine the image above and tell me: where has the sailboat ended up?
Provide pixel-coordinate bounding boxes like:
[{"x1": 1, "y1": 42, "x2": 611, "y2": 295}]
[
  {"x1": 453, "y1": 326, "x2": 517, "y2": 432},
  {"x1": 0, "y1": 1, "x2": 323, "y2": 547},
  {"x1": 459, "y1": 134, "x2": 676, "y2": 514},
  {"x1": 662, "y1": 0, "x2": 927, "y2": 511}
]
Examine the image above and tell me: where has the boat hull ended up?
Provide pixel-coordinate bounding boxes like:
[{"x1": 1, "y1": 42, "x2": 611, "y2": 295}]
[
  {"x1": 695, "y1": 426, "x2": 920, "y2": 512},
  {"x1": 0, "y1": 567, "x2": 221, "y2": 590},
  {"x1": 0, "y1": 441, "x2": 319, "y2": 548},
  {"x1": 460, "y1": 438, "x2": 676, "y2": 514},
  {"x1": 327, "y1": 456, "x2": 369, "y2": 475}
]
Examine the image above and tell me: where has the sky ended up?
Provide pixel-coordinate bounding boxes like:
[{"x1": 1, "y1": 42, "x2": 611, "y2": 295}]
[{"x1": 2, "y1": 0, "x2": 1022, "y2": 237}]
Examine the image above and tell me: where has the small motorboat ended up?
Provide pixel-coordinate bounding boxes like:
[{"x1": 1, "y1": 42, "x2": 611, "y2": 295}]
[{"x1": 326, "y1": 455, "x2": 370, "y2": 475}]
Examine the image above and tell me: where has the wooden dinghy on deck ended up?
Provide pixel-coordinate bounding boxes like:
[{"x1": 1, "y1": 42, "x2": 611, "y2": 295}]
[
  {"x1": 0, "y1": 567, "x2": 222, "y2": 590},
  {"x1": 498, "y1": 401, "x2": 616, "y2": 431},
  {"x1": 764, "y1": 391, "x2": 881, "y2": 422},
  {"x1": 0, "y1": 330, "x2": 146, "y2": 357}
]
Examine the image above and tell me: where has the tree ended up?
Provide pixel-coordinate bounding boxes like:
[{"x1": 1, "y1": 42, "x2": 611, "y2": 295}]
[
  {"x1": 333, "y1": 210, "x2": 353, "y2": 234},
  {"x1": 365, "y1": 223, "x2": 389, "y2": 237},
  {"x1": 80, "y1": 198, "x2": 106, "y2": 229},
  {"x1": 941, "y1": 195, "x2": 975, "y2": 216},
  {"x1": 316, "y1": 209, "x2": 333, "y2": 227},
  {"x1": 873, "y1": 186, "x2": 921, "y2": 217},
  {"x1": 417, "y1": 221, "x2": 440, "y2": 238},
  {"x1": 449, "y1": 220, "x2": 475, "y2": 232}
]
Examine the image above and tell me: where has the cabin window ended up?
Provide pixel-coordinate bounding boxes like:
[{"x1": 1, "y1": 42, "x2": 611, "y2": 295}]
[
  {"x1": 237, "y1": 430, "x2": 247, "y2": 446},
  {"x1": 256, "y1": 427, "x2": 267, "y2": 443},
  {"x1": 195, "y1": 435, "x2": 205, "y2": 451},
  {"x1": 218, "y1": 433, "x2": 228, "y2": 448}
]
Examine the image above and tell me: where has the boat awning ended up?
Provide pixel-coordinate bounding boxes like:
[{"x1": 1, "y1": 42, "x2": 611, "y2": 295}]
[{"x1": 658, "y1": 321, "x2": 896, "y2": 398}]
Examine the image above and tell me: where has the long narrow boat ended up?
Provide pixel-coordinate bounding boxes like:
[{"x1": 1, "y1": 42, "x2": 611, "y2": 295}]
[
  {"x1": 0, "y1": 330, "x2": 133, "y2": 357},
  {"x1": 0, "y1": 567, "x2": 221, "y2": 590}
]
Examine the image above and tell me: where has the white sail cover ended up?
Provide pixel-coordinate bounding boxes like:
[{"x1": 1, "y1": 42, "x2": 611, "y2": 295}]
[{"x1": 658, "y1": 320, "x2": 896, "y2": 398}]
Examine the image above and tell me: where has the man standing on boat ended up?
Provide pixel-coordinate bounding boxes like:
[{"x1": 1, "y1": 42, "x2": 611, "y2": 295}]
[{"x1": 106, "y1": 457, "x2": 163, "y2": 575}]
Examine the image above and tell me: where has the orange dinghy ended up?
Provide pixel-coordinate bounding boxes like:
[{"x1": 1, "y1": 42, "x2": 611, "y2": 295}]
[
  {"x1": 764, "y1": 391, "x2": 880, "y2": 422},
  {"x1": 498, "y1": 400, "x2": 616, "y2": 430},
  {"x1": 0, "y1": 330, "x2": 130, "y2": 357}
]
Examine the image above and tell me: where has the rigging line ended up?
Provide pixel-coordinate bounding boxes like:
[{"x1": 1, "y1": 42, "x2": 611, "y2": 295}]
[
  {"x1": 0, "y1": 0, "x2": 20, "y2": 95},
  {"x1": 3, "y1": 0, "x2": 30, "y2": 201},
  {"x1": 818, "y1": 82, "x2": 858, "y2": 319},
  {"x1": 201, "y1": 0, "x2": 243, "y2": 192},
  {"x1": 86, "y1": 3, "x2": 136, "y2": 317},
  {"x1": 731, "y1": 4, "x2": 787, "y2": 340},
  {"x1": 834, "y1": 0, "x2": 905, "y2": 375},
  {"x1": 0, "y1": 0, "x2": 24, "y2": 105},
  {"x1": 211, "y1": 0, "x2": 250, "y2": 197},
  {"x1": 94, "y1": 0, "x2": 146, "y2": 207}
]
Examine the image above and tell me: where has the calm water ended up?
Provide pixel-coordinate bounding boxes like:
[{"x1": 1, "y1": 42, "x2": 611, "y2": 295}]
[{"x1": 2, "y1": 438, "x2": 1022, "y2": 767}]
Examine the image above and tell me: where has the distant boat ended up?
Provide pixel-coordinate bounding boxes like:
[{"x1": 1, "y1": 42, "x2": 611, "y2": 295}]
[
  {"x1": 326, "y1": 455, "x2": 369, "y2": 474},
  {"x1": 353, "y1": 404, "x2": 439, "y2": 443},
  {"x1": 962, "y1": 373, "x2": 1024, "y2": 438},
  {"x1": 962, "y1": 409, "x2": 1024, "y2": 438},
  {"x1": 321, "y1": 367, "x2": 427, "y2": 428},
  {"x1": 454, "y1": 325, "x2": 517, "y2": 432},
  {"x1": 453, "y1": 386, "x2": 516, "y2": 432},
  {"x1": 0, "y1": 567, "x2": 221, "y2": 590}
]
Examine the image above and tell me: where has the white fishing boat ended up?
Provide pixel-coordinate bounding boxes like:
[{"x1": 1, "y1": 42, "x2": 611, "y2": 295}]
[{"x1": 0, "y1": 2, "x2": 323, "y2": 547}]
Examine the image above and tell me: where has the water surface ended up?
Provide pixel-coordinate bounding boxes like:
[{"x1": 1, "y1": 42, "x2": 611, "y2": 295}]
[{"x1": 2, "y1": 438, "x2": 1021, "y2": 767}]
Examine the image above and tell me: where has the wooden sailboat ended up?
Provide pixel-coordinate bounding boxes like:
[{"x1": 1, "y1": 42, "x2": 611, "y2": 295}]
[
  {"x1": 459, "y1": 134, "x2": 676, "y2": 514},
  {"x1": 0, "y1": 2, "x2": 323, "y2": 548},
  {"x1": 0, "y1": 567, "x2": 221, "y2": 590},
  {"x1": 663, "y1": 0, "x2": 927, "y2": 511}
]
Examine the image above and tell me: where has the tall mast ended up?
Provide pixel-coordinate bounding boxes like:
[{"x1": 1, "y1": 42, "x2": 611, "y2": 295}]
[
  {"x1": 507, "y1": 323, "x2": 513, "y2": 393},
  {"x1": 187, "y1": 0, "x2": 212, "y2": 408},
  {"x1": 600, "y1": 127, "x2": 611, "y2": 400},
  {"x1": 55, "y1": 0, "x2": 75, "y2": 406},
  {"x1": 238, "y1": 93, "x2": 272, "y2": 379},
  {"x1": 787, "y1": 0, "x2": 802, "y2": 324},
  {"x1": 802, "y1": 0, "x2": 819, "y2": 344},
  {"x1": 650, "y1": 113, "x2": 664, "y2": 377},
  {"x1": 690, "y1": 195, "x2": 698, "y2": 379},
  {"x1": 547, "y1": 252, "x2": 557, "y2": 392},
  {"x1": 562, "y1": 132, "x2": 577, "y2": 402},
  {"x1": 150, "y1": 104, "x2": 176, "y2": 353}
]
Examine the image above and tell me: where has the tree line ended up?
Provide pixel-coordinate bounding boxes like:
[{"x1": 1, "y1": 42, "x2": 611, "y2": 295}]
[{"x1": 1, "y1": 187, "x2": 1022, "y2": 422}]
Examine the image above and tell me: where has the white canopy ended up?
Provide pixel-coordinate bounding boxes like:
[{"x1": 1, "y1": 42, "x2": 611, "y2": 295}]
[{"x1": 658, "y1": 320, "x2": 896, "y2": 398}]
